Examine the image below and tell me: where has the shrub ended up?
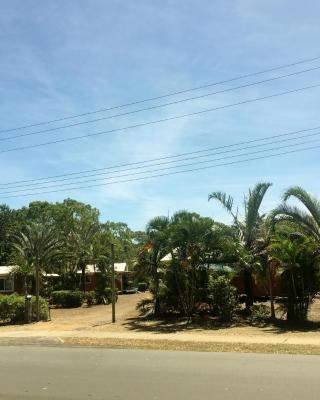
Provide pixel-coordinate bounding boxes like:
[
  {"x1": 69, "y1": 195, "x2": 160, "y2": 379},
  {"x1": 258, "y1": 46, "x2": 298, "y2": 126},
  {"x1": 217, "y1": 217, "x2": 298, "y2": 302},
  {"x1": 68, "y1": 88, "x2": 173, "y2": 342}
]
[
  {"x1": 85, "y1": 291, "x2": 96, "y2": 307},
  {"x1": 0, "y1": 294, "x2": 49, "y2": 323},
  {"x1": 250, "y1": 304, "x2": 270, "y2": 326},
  {"x1": 136, "y1": 298, "x2": 154, "y2": 316},
  {"x1": 138, "y1": 282, "x2": 148, "y2": 292},
  {"x1": 156, "y1": 281, "x2": 181, "y2": 315},
  {"x1": 51, "y1": 290, "x2": 84, "y2": 308},
  {"x1": 207, "y1": 275, "x2": 238, "y2": 322},
  {"x1": 95, "y1": 287, "x2": 117, "y2": 305}
]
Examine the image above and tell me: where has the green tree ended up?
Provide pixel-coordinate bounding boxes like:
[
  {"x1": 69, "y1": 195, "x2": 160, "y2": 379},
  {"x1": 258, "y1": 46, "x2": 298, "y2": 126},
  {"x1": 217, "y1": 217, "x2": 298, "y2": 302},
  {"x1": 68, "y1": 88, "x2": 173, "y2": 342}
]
[
  {"x1": 272, "y1": 186, "x2": 320, "y2": 243},
  {"x1": 69, "y1": 221, "x2": 100, "y2": 293},
  {"x1": 270, "y1": 233, "x2": 320, "y2": 321},
  {"x1": 209, "y1": 182, "x2": 272, "y2": 310},
  {"x1": 168, "y1": 211, "x2": 216, "y2": 319},
  {"x1": 0, "y1": 205, "x2": 21, "y2": 264},
  {"x1": 253, "y1": 221, "x2": 276, "y2": 319},
  {"x1": 137, "y1": 216, "x2": 169, "y2": 316},
  {"x1": 13, "y1": 223, "x2": 62, "y2": 321}
]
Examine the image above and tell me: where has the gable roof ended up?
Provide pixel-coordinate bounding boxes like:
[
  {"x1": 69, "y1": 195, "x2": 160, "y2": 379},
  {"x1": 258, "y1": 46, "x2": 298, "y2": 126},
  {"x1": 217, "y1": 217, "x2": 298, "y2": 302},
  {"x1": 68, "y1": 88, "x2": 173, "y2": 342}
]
[
  {"x1": 114, "y1": 263, "x2": 128, "y2": 272},
  {"x1": 76, "y1": 263, "x2": 128, "y2": 274},
  {"x1": 0, "y1": 266, "x2": 17, "y2": 276}
]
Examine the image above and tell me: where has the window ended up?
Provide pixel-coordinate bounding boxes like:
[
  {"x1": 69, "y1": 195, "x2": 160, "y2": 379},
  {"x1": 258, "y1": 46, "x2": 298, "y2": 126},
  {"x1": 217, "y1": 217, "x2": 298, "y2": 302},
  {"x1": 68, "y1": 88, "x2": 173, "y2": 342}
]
[
  {"x1": 0, "y1": 277, "x2": 14, "y2": 292},
  {"x1": 85, "y1": 275, "x2": 92, "y2": 284}
]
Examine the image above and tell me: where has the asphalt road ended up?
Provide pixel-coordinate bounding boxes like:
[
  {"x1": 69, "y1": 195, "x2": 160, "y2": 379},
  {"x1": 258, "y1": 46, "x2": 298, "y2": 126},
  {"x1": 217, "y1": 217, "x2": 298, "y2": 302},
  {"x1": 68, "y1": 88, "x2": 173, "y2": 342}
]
[{"x1": 0, "y1": 346, "x2": 319, "y2": 399}]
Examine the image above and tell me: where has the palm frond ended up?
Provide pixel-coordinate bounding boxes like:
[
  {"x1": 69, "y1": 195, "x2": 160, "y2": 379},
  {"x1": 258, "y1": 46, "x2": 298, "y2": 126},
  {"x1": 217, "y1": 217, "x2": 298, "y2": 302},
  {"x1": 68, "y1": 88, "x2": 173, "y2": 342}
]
[
  {"x1": 272, "y1": 203, "x2": 320, "y2": 241},
  {"x1": 283, "y1": 186, "x2": 320, "y2": 226},
  {"x1": 245, "y1": 182, "x2": 272, "y2": 246},
  {"x1": 208, "y1": 191, "x2": 236, "y2": 218}
]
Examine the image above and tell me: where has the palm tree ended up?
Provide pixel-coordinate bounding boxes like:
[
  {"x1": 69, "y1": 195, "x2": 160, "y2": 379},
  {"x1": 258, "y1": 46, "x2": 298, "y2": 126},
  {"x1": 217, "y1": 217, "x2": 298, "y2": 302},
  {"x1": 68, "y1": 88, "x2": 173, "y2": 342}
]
[
  {"x1": 169, "y1": 211, "x2": 215, "y2": 319},
  {"x1": 272, "y1": 186, "x2": 320, "y2": 242},
  {"x1": 253, "y1": 222, "x2": 276, "y2": 319},
  {"x1": 13, "y1": 223, "x2": 62, "y2": 321},
  {"x1": 69, "y1": 221, "x2": 100, "y2": 293},
  {"x1": 139, "y1": 216, "x2": 169, "y2": 316},
  {"x1": 209, "y1": 182, "x2": 272, "y2": 310},
  {"x1": 270, "y1": 234, "x2": 320, "y2": 321}
]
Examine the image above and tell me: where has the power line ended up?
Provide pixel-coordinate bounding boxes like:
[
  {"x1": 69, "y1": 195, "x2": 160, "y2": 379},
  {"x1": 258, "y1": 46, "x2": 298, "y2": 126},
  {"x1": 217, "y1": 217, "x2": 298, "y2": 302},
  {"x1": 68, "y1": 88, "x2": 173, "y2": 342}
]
[
  {"x1": 1, "y1": 83, "x2": 320, "y2": 155},
  {"x1": 1, "y1": 65, "x2": 319, "y2": 142},
  {"x1": 2, "y1": 130, "x2": 320, "y2": 192},
  {"x1": 1, "y1": 143, "x2": 318, "y2": 199},
  {"x1": 2, "y1": 126, "x2": 319, "y2": 187},
  {"x1": 1, "y1": 137, "x2": 318, "y2": 194},
  {"x1": 1, "y1": 125, "x2": 319, "y2": 187},
  {"x1": 2, "y1": 55, "x2": 320, "y2": 135}
]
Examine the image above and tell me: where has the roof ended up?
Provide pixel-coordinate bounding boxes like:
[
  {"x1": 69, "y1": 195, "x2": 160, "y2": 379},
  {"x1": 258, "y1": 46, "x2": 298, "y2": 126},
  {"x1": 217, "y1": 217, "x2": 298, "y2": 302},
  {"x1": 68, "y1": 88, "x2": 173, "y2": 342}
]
[
  {"x1": 0, "y1": 266, "x2": 17, "y2": 276},
  {"x1": 114, "y1": 263, "x2": 128, "y2": 273},
  {"x1": 160, "y1": 249, "x2": 179, "y2": 262},
  {"x1": 160, "y1": 253, "x2": 172, "y2": 262},
  {"x1": 76, "y1": 264, "x2": 100, "y2": 274},
  {"x1": 76, "y1": 263, "x2": 128, "y2": 274}
]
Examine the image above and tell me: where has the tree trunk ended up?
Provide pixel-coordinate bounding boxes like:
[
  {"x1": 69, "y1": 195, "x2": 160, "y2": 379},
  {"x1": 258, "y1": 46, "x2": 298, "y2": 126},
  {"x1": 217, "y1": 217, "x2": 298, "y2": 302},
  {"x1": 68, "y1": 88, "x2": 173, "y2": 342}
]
[
  {"x1": 81, "y1": 261, "x2": 86, "y2": 293},
  {"x1": 23, "y1": 275, "x2": 27, "y2": 296},
  {"x1": 267, "y1": 265, "x2": 275, "y2": 320},
  {"x1": 35, "y1": 259, "x2": 40, "y2": 322},
  {"x1": 244, "y1": 270, "x2": 253, "y2": 311},
  {"x1": 153, "y1": 270, "x2": 160, "y2": 316}
]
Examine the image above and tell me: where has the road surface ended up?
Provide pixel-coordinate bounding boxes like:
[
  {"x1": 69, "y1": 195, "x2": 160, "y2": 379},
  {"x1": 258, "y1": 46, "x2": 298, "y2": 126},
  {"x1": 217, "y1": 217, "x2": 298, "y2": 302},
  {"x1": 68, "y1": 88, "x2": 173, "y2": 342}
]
[{"x1": 0, "y1": 346, "x2": 319, "y2": 399}]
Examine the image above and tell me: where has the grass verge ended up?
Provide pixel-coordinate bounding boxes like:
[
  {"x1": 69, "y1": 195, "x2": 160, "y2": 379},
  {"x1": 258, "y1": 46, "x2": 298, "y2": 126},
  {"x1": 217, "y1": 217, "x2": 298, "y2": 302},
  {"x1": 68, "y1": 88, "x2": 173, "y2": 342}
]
[{"x1": 62, "y1": 337, "x2": 320, "y2": 355}]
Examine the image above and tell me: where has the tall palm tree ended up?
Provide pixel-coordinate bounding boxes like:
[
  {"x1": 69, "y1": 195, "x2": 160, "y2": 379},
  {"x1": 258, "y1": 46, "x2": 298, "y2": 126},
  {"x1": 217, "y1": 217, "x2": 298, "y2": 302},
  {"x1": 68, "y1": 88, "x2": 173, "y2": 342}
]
[
  {"x1": 272, "y1": 186, "x2": 320, "y2": 242},
  {"x1": 209, "y1": 182, "x2": 272, "y2": 310},
  {"x1": 13, "y1": 223, "x2": 62, "y2": 321},
  {"x1": 69, "y1": 221, "x2": 100, "y2": 293},
  {"x1": 253, "y1": 222, "x2": 276, "y2": 319}
]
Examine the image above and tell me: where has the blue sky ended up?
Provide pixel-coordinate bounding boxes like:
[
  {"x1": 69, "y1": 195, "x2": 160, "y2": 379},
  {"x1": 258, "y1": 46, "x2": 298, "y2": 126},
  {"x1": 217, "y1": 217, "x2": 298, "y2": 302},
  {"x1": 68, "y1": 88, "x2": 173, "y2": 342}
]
[{"x1": 0, "y1": 1, "x2": 319, "y2": 230}]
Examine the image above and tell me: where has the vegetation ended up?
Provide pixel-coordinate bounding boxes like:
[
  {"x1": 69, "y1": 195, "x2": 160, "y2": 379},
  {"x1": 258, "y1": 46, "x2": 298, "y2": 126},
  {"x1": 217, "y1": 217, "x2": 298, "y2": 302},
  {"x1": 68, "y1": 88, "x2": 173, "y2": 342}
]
[
  {"x1": 0, "y1": 184, "x2": 319, "y2": 327},
  {"x1": 0, "y1": 294, "x2": 49, "y2": 323},
  {"x1": 207, "y1": 275, "x2": 238, "y2": 322},
  {"x1": 51, "y1": 290, "x2": 84, "y2": 308}
]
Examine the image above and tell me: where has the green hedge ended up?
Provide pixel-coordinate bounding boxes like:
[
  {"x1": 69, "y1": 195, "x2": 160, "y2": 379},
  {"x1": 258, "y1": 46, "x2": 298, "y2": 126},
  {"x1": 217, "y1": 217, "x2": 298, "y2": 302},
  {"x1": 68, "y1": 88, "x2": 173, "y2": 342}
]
[
  {"x1": 0, "y1": 295, "x2": 49, "y2": 324},
  {"x1": 51, "y1": 290, "x2": 84, "y2": 308}
]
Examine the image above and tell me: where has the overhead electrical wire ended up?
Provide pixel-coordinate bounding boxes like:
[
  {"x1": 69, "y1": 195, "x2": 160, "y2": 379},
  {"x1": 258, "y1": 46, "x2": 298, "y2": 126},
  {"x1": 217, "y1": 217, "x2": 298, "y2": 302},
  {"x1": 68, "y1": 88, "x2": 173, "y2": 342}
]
[
  {"x1": 1, "y1": 124, "x2": 319, "y2": 188},
  {"x1": 1, "y1": 83, "x2": 320, "y2": 155},
  {"x1": 1, "y1": 54, "x2": 320, "y2": 134},
  {"x1": 1, "y1": 65, "x2": 319, "y2": 142},
  {"x1": 0, "y1": 137, "x2": 317, "y2": 195},
  {"x1": 1, "y1": 143, "x2": 318, "y2": 199},
  {"x1": 1, "y1": 129, "x2": 320, "y2": 192}
]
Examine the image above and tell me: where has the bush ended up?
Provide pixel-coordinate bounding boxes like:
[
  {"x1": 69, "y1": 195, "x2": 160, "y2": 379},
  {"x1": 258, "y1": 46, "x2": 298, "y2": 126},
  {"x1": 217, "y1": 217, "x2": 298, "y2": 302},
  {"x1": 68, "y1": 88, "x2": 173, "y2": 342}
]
[
  {"x1": 85, "y1": 291, "x2": 96, "y2": 307},
  {"x1": 0, "y1": 294, "x2": 49, "y2": 323},
  {"x1": 136, "y1": 298, "x2": 154, "y2": 316},
  {"x1": 51, "y1": 290, "x2": 84, "y2": 308},
  {"x1": 95, "y1": 287, "x2": 117, "y2": 305},
  {"x1": 250, "y1": 304, "x2": 270, "y2": 326},
  {"x1": 156, "y1": 281, "x2": 181, "y2": 315},
  {"x1": 207, "y1": 275, "x2": 238, "y2": 322},
  {"x1": 138, "y1": 282, "x2": 148, "y2": 292}
]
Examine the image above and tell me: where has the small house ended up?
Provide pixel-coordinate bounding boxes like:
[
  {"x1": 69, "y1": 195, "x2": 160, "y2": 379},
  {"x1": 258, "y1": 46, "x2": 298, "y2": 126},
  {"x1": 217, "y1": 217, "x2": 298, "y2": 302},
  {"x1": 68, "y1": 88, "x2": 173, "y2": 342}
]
[
  {"x1": 0, "y1": 266, "x2": 22, "y2": 294},
  {"x1": 77, "y1": 263, "x2": 131, "y2": 292}
]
